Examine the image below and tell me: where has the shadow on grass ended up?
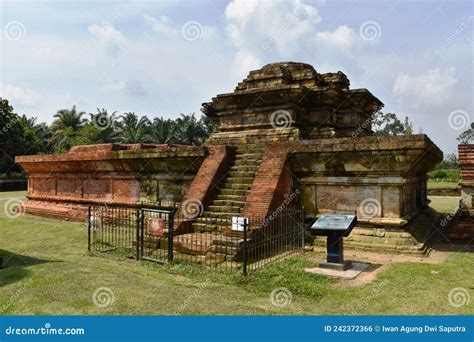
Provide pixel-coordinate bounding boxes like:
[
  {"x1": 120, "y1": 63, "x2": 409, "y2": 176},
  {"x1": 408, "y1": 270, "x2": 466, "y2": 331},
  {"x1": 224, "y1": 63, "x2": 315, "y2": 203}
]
[{"x1": 0, "y1": 249, "x2": 51, "y2": 287}]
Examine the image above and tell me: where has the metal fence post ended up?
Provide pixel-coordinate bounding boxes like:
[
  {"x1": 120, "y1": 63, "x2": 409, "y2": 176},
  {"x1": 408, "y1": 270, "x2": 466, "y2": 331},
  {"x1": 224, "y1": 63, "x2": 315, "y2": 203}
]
[
  {"x1": 168, "y1": 211, "x2": 174, "y2": 263},
  {"x1": 243, "y1": 219, "x2": 248, "y2": 276},
  {"x1": 140, "y1": 208, "x2": 144, "y2": 260},
  {"x1": 301, "y1": 206, "x2": 305, "y2": 252},
  {"x1": 87, "y1": 205, "x2": 91, "y2": 252},
  {"x1": 136, "y1": 209, "x2": 140, "y2": 261}
]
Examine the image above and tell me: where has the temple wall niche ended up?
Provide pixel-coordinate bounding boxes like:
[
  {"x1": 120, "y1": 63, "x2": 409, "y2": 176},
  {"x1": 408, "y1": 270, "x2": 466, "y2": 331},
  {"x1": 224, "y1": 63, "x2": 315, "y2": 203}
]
[
  {"x1": 296, "y1": 175, "x2": 425, "y2": 224},
  {"x1": 139, "y1": 175, "x2": 194, "y2": 202}
]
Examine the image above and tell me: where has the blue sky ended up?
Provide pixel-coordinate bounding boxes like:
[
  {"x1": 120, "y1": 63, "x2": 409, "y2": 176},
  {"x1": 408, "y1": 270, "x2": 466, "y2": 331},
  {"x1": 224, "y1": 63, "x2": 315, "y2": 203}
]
[{"x1": 1, "y1": 0, "x2": 472, "y2": 154}]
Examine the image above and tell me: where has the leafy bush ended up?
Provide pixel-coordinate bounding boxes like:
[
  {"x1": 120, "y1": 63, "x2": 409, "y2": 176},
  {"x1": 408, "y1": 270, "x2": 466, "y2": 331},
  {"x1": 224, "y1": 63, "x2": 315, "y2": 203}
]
[{"x1": 428, "y1": 169, "x2": 460, "y2": 182}]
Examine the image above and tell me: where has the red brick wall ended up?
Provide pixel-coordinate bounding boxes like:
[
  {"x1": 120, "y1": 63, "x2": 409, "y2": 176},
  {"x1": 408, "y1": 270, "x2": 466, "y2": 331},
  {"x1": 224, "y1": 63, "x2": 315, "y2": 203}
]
[
  {"x1": 459, "y1": 144, "x2": 474, "y2": 184},
  {"x1": 175, "y1": 145, "x2": 233, "y2": 226},
  {"x1": 241, "y1": 142, "x2": 291, "y2": 219}
]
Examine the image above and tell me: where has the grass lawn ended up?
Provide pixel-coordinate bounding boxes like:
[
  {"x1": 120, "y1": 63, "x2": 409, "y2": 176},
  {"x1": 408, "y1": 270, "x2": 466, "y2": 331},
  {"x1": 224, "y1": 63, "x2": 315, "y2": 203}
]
[
  {"x1": 428, "y1": 196, "x2": 460, "y2": 214},
  {"x1": 427, "y1": 181, "x2": 459, "y2": 189},
  {"x1": 0, "y1": 191, "x2": 473, "y2": 315}
]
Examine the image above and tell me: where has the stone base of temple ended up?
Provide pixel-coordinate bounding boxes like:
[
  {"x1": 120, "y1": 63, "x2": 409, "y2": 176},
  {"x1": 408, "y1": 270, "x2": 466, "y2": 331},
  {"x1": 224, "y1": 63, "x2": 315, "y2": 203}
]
[
  {"x1": 314, "y1": 207, "x2": 442, "y2": 255},
  {"x1": 449, "y1": 209, "x2": 474, "y2": 239},
  {"x1": 21, "y1": 200, "x2": 89, "y2": 221}
]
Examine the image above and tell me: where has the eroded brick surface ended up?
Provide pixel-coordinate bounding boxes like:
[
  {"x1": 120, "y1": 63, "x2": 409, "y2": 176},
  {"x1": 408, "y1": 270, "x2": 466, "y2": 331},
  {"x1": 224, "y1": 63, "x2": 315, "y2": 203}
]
[{"x1": 15, "y1": 62, "x2": 444, "y2": 255}]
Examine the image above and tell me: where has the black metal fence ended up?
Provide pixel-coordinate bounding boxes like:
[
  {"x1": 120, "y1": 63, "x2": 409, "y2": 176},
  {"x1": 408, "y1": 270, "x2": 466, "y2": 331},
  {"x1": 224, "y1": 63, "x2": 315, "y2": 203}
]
[{"x1": 88, "y1": 202, "x2": 305, "y2": 275}]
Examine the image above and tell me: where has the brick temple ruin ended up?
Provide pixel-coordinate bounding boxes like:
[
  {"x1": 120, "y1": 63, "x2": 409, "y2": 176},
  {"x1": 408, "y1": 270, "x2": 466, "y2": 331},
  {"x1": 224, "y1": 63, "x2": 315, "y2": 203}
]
[
  {"x1": 16, "y1": 62, "x2": 443, "y2": 255},
  {"x1": 451, "y1": 144, "x2": 474, "y2": 238}
]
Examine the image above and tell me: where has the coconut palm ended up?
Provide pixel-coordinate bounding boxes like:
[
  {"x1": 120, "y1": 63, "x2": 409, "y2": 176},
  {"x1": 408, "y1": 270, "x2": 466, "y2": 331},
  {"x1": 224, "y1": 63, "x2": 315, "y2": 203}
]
[
  {"x1": 52, "y1": 105, "x2": 86, "y2": 131},
  {"x1": 147, "y1": 117, "x2": 176, "y2": 144},
  {"x1": 173, "y1": 113, "x2": 209, "y2": 145},
  {"x1": 116, "y1": 112, "x2": 150, "y2": 143},
  {"x1": 89, "y1": 108, "x2": 119, "y2": 143}
]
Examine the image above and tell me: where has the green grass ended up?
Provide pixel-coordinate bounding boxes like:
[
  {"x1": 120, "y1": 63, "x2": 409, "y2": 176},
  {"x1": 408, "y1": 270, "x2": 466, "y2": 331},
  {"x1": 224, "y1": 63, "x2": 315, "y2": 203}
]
[
  {"x1": 0, "y1": 192, "x2": 473, "y2": 315},
  {"x1": 427, "y1": 181, "x2": 459, "y2": 189},
  {"x1": 427, "y1": 169, "x2": 460, "y2": 182},
  {"x1": 0, "y1": 190, "x2": 27, "y2": 199},
  {"x1": 428, "y1": 196, "x2": 460, "y2": 214}
]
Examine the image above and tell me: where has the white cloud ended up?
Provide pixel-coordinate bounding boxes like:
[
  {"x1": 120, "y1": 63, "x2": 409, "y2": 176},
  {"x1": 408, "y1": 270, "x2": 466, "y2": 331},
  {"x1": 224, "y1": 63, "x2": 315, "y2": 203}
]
[
  {"x1": 224, "y1": 0, "x2": 360, "y2": 76},
  {"x1": 144, "y1": 14, "x2": 178, "y2": 36},
  {"x1": 145, "y1": 15, "x2": 217, "y2": 41},
  {"x1": 233, "y1": 50, "x2": 261, "y2": 77},
  {"x1": 393, "y1": 67, "x2": 458, "y2": 108},
  {"x1": 315, "y1": 25, "x2": 356, "y2": 50},
  {"x1": 88, "y1": 23, "x2": 127, "y2": 57},
  {"x1": 201, "y1": 26, "x2": 218, "y2": 41},
  {"x1": 101, "y1": 81, "x2": 126, "y2": 92},
  {"x1": 0, "y1": 84, "x2": 40, "y2": 107},
  {"x1": 101, "y1": 80, "x2": 147, "y2": 98}
]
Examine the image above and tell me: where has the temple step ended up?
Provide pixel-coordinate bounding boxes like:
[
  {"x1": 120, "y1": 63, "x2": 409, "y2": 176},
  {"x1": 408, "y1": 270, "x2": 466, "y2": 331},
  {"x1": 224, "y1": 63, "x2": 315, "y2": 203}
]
[
  {"x1": 225, "y1": 177, "x2": 254, "y2": 184},
  {"x1": 218, "y1": 188, "x2": 251, "y2": 196},
  {"x1": 226, "y1": 170, "x2": 256, "y2": 178},
  {"x1": 215, "y1": 194, "x2": 247, "y2": 202},
  {"x1": 230, "y1": 165, "x2": 259, "y2": 172},
  {"x1": 191, "y1": 148, "x2": 263, "y2": 233},
  {"x1": 220, "y1": 183, "x2": 252, "y2": 190},
  {"x1": 193, "y1": 222, "x2": 230, "y2": 233},
  {"x1": 207, "y1": 205, "x2": 241, "y2": 213},
  {"x1": 195, "y1": 216, "x2": 231, "y2": 224},
  {"x1": 212, "y1": 199, "x2": 246, "y2": 207},
  {"x1": 235, "y1": 153, "x2": 261, "y2": 160},
  {"x1": 203, "y1": 211, "x2": 238, "y2": 219}
]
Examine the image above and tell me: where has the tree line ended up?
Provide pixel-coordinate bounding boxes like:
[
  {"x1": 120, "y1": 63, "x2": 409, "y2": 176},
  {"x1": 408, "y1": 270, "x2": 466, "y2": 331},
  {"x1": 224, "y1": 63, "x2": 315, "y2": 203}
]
[
  {"x1": 0, "y1": 98, "x2": 213, "y2": 175},
  {"x1": 1, "y1": 97, "x2": 472, "y2": 176}
]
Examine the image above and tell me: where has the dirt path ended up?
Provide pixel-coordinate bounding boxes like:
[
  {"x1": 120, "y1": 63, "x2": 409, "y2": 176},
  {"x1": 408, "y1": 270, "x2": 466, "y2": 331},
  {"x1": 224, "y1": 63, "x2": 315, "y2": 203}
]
[{"x1": 307, "y1": 247, "x2": 454, "y2": 287}]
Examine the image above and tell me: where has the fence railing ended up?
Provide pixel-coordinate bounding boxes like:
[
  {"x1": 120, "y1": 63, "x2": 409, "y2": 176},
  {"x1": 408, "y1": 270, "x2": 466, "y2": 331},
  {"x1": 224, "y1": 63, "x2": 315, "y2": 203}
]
[{"x1": 88, "y1": 202, "x2": 305, "y2": 275}]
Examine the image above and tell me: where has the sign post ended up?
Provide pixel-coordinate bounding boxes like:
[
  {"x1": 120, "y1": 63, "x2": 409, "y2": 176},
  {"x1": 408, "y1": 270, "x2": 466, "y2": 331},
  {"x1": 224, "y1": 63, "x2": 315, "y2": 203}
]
[{"x1": 311, "y1": 214, "x2": 357, "y2": 271}]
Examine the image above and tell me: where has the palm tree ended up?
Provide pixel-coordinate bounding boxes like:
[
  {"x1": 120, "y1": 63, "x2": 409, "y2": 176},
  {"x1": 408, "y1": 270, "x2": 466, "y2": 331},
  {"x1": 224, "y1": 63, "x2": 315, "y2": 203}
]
[
  {"x1": 199, "y1": 115, "x2": 214, "y2": 138},
  {"x1": 52, "y1": 105, "x2": 86, "y2": 131},
  {"x1": 173, "y1": 113, "x2": 210, "y2": 145},
  {"x1": 116, "y1": 112, "x2": 150, "y2": 143},
  {"x1": 19, "y1": 115, "x2": 52, "y2": 153},
  {"x1": 147, "y1": 117, "x2": 176, "y2": 144},
  {"x1": 89, "y1": 108, "x2": 118, "y2": 143}
]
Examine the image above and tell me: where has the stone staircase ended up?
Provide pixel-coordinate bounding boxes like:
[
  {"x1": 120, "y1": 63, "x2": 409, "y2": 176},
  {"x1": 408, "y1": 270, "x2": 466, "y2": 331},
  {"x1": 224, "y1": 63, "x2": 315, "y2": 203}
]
[{"x1": 193, "y1": 145, "x2": 264, "y2": 233}]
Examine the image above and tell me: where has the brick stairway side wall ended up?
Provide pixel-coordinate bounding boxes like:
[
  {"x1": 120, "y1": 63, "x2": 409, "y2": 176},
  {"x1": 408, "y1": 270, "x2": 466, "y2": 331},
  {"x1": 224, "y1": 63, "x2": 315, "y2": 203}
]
[
  {"x1": 174, "y1": 145, "x2": 234, "y2": 231},
  {"x1": 240, "y1": 142, "x2": 292, "y2": 220}
]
